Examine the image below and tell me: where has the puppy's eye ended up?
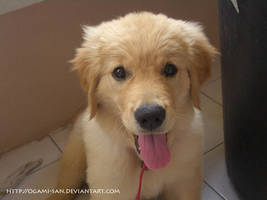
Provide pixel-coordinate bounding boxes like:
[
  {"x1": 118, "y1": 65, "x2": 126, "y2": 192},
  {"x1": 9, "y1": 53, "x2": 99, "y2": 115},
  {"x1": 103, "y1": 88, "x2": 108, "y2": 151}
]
[
  {"x1": 163, "y1": 63, "x2": 178, "y2": 77},
  {"x1": 112, "y1": 66, "x2": 126, "y2": 81}
]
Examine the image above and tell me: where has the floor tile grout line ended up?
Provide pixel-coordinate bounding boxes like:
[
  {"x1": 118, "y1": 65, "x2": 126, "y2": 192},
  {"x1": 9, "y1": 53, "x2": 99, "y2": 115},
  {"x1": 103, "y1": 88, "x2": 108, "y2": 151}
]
[
  {"x1": 204, "y1": 142, "x2": 224, "y2": 155},
  {"x1": 214, "y1": 76, "x2": 222, "y2": 82},
  {"x1": 200, "y1": 91, "x2": 222, "y2": 106},
  {"x1": 2, "y1": 159, "x2": 61, "y2": 195},
  {"x1": 36, "y1": 158, "x2": 60, "y2": 172},
  {"x1": 0, "y1": 137, "x2": 62, "y2": 190},
  {"x1": 48, "y1": 135, "x2": 63, "y2": 153},
  {"x1": 205, "y1": 75, "x2": 221, "y2": 86},
  {"x1": 27, "y1": 158, "x2": 60, "y2": 177},
  {"x1": 204, "y1": 180, "x2": 227, "y2": 200}
]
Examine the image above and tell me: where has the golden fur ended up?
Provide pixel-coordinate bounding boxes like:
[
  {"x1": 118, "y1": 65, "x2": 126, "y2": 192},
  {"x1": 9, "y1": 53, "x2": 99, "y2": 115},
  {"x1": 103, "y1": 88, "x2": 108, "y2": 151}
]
[{"x1": 47, "y1": 12, "x2": 217, "y2": 200}]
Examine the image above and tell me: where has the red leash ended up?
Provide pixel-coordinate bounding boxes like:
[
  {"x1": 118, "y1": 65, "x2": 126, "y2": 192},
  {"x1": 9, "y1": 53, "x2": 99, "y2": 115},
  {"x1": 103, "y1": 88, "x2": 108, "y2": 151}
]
[{"x1": 136, "y1": 163, "x2": 146, "y2": 200}]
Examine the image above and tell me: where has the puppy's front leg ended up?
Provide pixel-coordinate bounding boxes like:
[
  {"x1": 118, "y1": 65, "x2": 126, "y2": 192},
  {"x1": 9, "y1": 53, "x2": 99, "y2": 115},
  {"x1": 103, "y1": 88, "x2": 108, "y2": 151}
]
[{"x1": 47, "y1": 129, "x2": 86, "y2": 200}]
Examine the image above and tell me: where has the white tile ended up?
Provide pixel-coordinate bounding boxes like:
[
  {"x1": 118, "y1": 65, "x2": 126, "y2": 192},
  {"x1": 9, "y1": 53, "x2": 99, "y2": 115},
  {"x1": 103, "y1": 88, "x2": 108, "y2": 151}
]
[
  {"x1": 200, "y1": 94, "x2": 224, "y2": 153},
  {"x1": 201, "y1": 78, "x2": 222, "y2": 105},
  {"x1": 0, "y1": 137, "x2": 61, "y2": 184},
  {"x1": 0, "y1": 0, "x2": 44, "y2": 15},
  {"x1": 1, "y1": 160, "x2": 88, "y2": 200},
  {"x1": 204, "y1": 144, "x2": 240, "y2": 200},
  {"x1": 2, "y1": 161, "x2": 60, "y2": 200},
  {"x1": 1, "y1": 160, "x2": 90, "y2": 200},
  {"x1": 202, "y1": 183, "x2": 224, "y2": 200},
  {"x1": 49, "y1": 125, "x2": 71, "y2": 151}
]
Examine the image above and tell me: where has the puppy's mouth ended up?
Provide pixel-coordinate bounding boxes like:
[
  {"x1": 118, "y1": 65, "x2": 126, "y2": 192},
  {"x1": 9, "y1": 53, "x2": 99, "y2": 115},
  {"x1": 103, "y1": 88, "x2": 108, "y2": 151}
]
[{"x1": 134, "y1": 133, "x2": 170, "y2": 170}]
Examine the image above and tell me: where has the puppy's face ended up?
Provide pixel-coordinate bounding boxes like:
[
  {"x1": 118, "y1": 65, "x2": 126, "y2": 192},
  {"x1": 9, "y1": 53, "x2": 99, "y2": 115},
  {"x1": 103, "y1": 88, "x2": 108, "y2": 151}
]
[{"x1": 72, "y1": 13, "x2": 217, "y2": 166}]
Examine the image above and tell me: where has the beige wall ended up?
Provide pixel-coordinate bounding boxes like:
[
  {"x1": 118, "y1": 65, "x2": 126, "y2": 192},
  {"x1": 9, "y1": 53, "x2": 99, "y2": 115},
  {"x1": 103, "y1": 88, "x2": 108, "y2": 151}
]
[{"x1": 0, "y1": 0, "x2": 219, "y2": 154}]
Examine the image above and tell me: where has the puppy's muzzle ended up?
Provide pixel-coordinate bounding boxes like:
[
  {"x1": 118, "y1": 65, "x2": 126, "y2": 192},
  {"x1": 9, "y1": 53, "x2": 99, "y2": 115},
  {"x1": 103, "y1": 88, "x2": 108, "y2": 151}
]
[{"x1": 134, "y1": 104, "x2": 166, "y2": 131}]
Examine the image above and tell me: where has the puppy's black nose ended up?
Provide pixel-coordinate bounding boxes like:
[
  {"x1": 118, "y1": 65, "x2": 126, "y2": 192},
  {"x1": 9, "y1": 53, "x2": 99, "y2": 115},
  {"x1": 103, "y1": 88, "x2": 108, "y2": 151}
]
[{"x1": 134, "y1": 105, "x2": 166, "y2": 131}]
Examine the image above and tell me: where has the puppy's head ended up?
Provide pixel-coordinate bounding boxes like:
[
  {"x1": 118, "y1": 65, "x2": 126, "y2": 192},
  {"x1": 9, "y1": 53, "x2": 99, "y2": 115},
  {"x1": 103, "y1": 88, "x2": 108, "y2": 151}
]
[{"x1": 72, "y1": 12, "x2": 217, "y2": 169}]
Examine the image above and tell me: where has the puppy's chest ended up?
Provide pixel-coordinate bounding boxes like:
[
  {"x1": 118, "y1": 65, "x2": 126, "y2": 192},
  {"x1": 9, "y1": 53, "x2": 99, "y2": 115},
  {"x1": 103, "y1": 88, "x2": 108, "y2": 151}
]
[{"x1": 140, "y1": 169, "x2": 167, "y2": 198}]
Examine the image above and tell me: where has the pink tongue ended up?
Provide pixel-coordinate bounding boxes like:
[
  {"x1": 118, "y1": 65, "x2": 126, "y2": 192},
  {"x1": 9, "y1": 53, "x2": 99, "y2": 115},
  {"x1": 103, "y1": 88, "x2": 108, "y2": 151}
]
[{"x1": 138, "y1": 134, "x2": 170, "y2": 170}]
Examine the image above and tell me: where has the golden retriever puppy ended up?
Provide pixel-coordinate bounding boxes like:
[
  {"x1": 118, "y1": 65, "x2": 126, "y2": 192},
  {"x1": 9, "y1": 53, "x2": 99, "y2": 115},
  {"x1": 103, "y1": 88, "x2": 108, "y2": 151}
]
[{"x1": 47, "y1": 12, "x2": 217, "y2": 200}]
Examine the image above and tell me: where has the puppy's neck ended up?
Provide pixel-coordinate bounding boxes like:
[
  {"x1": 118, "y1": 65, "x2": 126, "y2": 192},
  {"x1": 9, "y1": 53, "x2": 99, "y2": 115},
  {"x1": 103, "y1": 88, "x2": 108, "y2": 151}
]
[{"x1": 95, "y1": 105, "x2": 118, "y2": 124}]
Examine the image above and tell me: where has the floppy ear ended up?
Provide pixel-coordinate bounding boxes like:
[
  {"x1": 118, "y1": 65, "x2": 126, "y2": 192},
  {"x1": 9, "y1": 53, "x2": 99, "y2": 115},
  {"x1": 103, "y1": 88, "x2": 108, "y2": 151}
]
[
  {"x1": 71, "y1": 47, "x2": 99, "y2": 120},
  {"x1": 188, "y1": 33, "x2": 218, "y2": 109}
]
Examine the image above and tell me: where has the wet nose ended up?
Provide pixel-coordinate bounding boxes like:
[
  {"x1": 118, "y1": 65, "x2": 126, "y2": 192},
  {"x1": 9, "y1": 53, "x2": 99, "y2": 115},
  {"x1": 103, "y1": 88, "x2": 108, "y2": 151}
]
[{"x1": 134, "y1": 104, "x2": 166, "y2": 131}]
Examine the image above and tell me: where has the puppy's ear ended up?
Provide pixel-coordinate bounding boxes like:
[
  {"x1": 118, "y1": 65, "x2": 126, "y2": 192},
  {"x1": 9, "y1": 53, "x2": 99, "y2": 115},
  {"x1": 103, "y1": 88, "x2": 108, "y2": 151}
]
[
  {"x1": 71, "y1": 27, "x2": 100, "y2": 119},
  {"x1": 188, "y1": 26, "x2": 218, "y2": 109}
]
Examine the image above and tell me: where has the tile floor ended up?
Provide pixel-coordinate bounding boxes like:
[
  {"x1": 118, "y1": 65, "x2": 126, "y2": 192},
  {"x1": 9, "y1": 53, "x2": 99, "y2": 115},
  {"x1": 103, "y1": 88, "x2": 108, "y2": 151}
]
[{"x1": 0, "y1": 57, "x2": 241, "y2": 200}]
